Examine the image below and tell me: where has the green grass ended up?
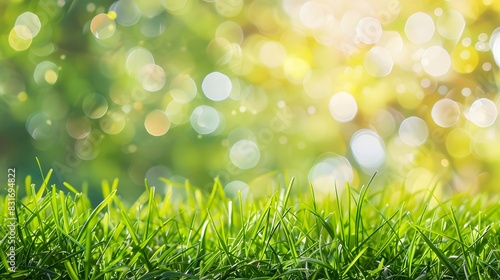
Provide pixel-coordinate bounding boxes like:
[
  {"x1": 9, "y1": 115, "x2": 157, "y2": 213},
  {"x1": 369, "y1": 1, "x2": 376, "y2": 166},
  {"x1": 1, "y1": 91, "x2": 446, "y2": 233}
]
[{"x1": 1, "y1": 169, "x2": 500, "y2": 279}]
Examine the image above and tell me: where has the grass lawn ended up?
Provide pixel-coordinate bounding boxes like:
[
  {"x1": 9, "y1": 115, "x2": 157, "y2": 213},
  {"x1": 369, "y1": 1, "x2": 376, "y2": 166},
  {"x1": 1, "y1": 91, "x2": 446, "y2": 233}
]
[{"x1": 1, "y1": 168, "x2": 499, "y2": 279}]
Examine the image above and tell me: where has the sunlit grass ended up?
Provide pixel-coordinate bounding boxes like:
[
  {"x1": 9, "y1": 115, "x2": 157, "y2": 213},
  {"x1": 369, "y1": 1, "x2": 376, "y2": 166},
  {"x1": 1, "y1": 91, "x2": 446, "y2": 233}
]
[{"x1": 1, "y1": 168, "x2": 499, "y2": 279}]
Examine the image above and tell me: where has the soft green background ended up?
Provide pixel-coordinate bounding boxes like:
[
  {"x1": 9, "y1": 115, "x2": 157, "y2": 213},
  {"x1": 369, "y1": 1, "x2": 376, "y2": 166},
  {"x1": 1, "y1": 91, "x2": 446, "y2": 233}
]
[{"x1": 2, "y1": 0, "x2": 500, "y2": 203}]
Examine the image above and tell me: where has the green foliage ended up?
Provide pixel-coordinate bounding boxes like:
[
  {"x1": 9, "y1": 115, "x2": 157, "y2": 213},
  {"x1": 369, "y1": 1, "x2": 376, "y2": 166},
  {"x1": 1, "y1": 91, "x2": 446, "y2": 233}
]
[
  {"x1": 1, "y1": 171, "x2": 499, "y2": 279},
  {"x1": 4, "y1": 0, "x2": 500, "y2": 199}
]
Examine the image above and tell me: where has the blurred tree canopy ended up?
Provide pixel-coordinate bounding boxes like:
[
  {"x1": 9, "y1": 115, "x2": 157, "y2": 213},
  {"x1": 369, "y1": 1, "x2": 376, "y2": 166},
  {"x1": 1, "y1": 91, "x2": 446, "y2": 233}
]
[{"x1": 2, "y1": 0, "x2": 500, "y2": 202}]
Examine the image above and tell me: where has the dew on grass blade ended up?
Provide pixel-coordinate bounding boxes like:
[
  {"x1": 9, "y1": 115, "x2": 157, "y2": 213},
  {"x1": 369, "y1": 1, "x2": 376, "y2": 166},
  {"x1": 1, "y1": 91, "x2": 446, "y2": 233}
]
[
  {"x1": 309, "y1": 155, "x2": 353, "y2": 195},
  {"x1": 466, "y1": 98, "x2": 497, "y2": 127},
  {"x1": 399, "y1": 116, "x2": 429, "y2": 146},
  {"x1": 329, "y1": 91, "x2": 357, "y2": 122},
  {"x1": 90, "y1": 13, "x2": 116, "y2": 39},
  {"x1": 83, "y1": 94, "x2": 109, "y2": 119},
  {"x1": 14, "y1": 12, "x2": 41, "y2": 40},
  {"x1": 145, "y1": 110, "x2": 170, "y2": 136},
  {"x1": 229, "y1": 139, "x2": 260, "y2": 169},
  {"x1": 405, "y1": 12, "x2": 434, "y2": 44},
  {"x1": 190, "y1": 105, "x2": 221, "y2": 134},
  {"x1": 202, "y1": 72, "x2": 232, "y2": 101},
  {"x1": 431, "y1": 98, "x2": 461, "y2": 127},
  {"x1": 350, "y1": 129, "x2": 385, "y2": 170}
]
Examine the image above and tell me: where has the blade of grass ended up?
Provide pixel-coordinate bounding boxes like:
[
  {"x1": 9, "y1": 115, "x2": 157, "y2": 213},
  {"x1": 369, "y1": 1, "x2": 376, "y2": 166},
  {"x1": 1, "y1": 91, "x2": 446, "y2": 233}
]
[
  {"x1": 412, "y1": 224, "x2": 460, "y2": 279},
  {"x1": 76, "y1": 189, "x2": 116, "y2": 241}
]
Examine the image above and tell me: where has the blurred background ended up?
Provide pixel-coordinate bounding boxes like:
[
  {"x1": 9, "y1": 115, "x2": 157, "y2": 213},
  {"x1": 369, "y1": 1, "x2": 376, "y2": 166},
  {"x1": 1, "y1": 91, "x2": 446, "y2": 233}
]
[{"x1": 2, "y1": 0, "x2": 500, "y2": 204}]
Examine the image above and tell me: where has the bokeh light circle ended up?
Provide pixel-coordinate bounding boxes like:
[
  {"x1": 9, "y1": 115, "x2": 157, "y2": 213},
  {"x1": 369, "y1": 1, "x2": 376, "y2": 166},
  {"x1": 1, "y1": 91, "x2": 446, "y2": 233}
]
[
  {"x1": 100, "y1": 110, "x2": 126, "y2": 134},
  {"x1": 163, "y1": 0, "x2": 188, "y2": 12},
  {"x1": 329, "y1": 91, "x2": 358, "y2": 122},
  {"x1": 215, "y1": 0, "x2": 244, "y2": 17},
  {"x1": 145, "y1": 110, "x2": 170, "y2": 136},
  {"x1": 110, "y1": 0, "x2": 141, "y2": 26},
  {"x1": 225, "y1": 180, "x2": 250, "y2": 200},
  {"x1": 364, "y1": 46, "x2": 393, "y2": 77},
  {"x1": 350, "y1": 130, "x2": 386, "y2": 170},
  {"x1": 138, "y1": 64, "x2": 166, "y2": 92},
  {"x1": 140, "y1": 15, "x2": 166, "y2": 38},
  {"x1": 34, "y1": 61, "x2": 58, "y2": 85},
  {"x1": 446, "y1": 128, "x2": 471, "y2": 158},
  {"x1": 431, "y1": 98, "x2": 461, "y2": 127},
  {"x1": 421, "y1": 46, "x2": 451, "y2": 77},
  {"x1": 14, "y1": 12, "x2": 41, "y2": 40},
  {"x1": 303, "y1": 70, "x2": 331, "y2": 99},
  {"x1": 405, "y1": 12, "x2": 434, "y2": 44},
  {"x1": 405, "y1": 167, "x2": 433, "y2": 193},
  {"x1": 190, "y1": 105, "x2": 221, "y2": 134},
  {"x1": 451, "y1": 45, "x2": 479, "y2": 74},
  {"x1": 202, "y1": 72, "x2": 232, "y2": 101},
  {"x1": 145, "y1": 165, "x2": 171, "y2": 192},
  {"x1": 259, "y1": 41, "x2": 287, "y2": 68},
  {"x1": 466, "y1": 98, "x2": 498, "y2": 127},
  {"x1": 356, "y1": 17, "x2": 382, "y2": 44},
  {"x1": 126, "y1": 47, "x2": 154, "y2": 74},
  {"x1": 9, "y1": 28, "x2": 32, "y2": 51},
  {"x1": 216, "y1": 21, "x2": 244, "y2": 44},
  {"x1": 230, "y1": 140, "x2": 260, "y2": 169},
  {"x1": 166, "y1": 101, "x2": 188, "y2": 125},
  {"x1": 490, "y1": 27, "x2": 500, "y2": 67},
  {"x1": 399, "y1": 116, "x2": 429, "y2": 146},
  {"x1": 90, "y1": 14, "x2": 116, "y2": 39},
  {"x1": 170, "y1": 74, "x2": 197, "y2": 103},
  {"x1": 436, "y1": 10, "x2": 465, "y2": 41},
  {"x1": 299, "y1": 0, "x2": 334, "y2": 29},
  {"x1": 26, "y1": 112, "x2": 57, "y2": 141},
  {"x1": 66, "y1": 115, "x2": 92, "y2": 139},
  {"x1": 308, "y1": 155, "x2": 353, "y2": 195},
  {"x1": 83, "y1": 94, "x2": 109, "y2": 119}
]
